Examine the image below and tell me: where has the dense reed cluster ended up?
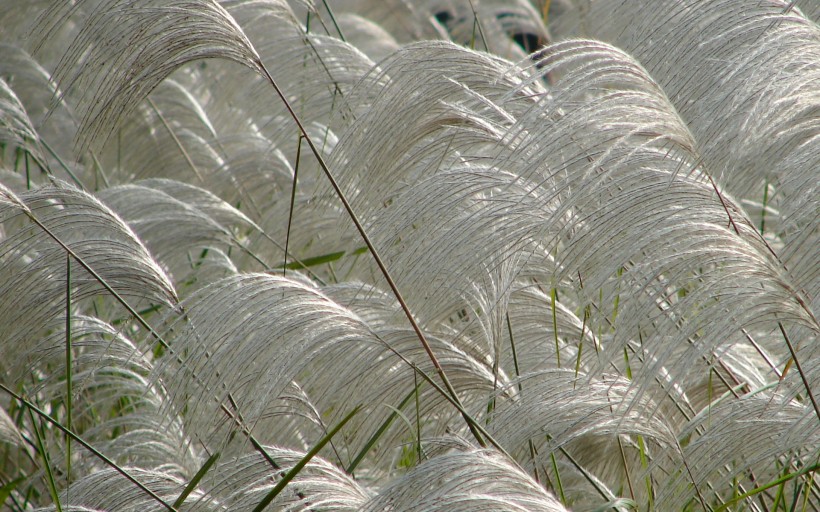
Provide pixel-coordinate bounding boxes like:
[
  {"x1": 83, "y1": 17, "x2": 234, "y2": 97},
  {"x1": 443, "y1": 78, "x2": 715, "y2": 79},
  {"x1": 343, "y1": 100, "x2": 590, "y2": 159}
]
[{"x1": 0, "y1": 1, "x2": 817, "y2": 510}]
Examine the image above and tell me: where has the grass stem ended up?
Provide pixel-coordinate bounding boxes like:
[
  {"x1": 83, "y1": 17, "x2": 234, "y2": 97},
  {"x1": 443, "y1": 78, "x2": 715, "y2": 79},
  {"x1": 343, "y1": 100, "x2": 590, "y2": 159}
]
[
  {"x1": 778, "y1": 322, "x2": 820, "y2": 421},
  {"x1": 251, "y1": 406, "x2": 359, "y2": 512},
  {"x1": 256, "y1": 61, "x2": 487, "y2": 448},
  {"x1": 64, "y1": 253, "x2": 72, "y2": 492},
  {"x1": 284, "y1": 134, "x2": 303, "y2": 276},
  {"x1": 1, "y1": 384, "x2": 176, "y2": 512}
]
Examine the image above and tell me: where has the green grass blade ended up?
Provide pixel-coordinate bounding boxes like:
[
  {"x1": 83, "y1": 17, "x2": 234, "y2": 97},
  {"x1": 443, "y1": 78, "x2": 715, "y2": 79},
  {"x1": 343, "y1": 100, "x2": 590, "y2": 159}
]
[
  {"x1": 24, "y1": 151, "x2": 30, "y2": 190},
  {"x1": 28, "y1": 410, "x2": 62, "y2": 512},
  {"x1": 347, "y1": 385, "x2": 419, "y2": 474},
  {"x1": 637, "y1": 435, "x2": 654, "y2": 510},
  {"x1": 222, "y1": 408, "x2": 281, "y2": 470},
  {"x1": 574, "y1": 305, "x2": 588, "y2": 386},
  {"x1": 0, "y1": 476, "x2": 25, "y2": 508},
  {"x1": 320, "y1": 0, "x2": 346, "y2": 41},
  {"x1": 40, "y1": 139, "x2": 86, "y2": 191},
  {"x1": 173, "y1": 452, "x2": 220, "y2": 508},
  {"x1": 507, "y1": 313, "x2": 542, "y2": 485},
  {"x1": 281, "y1": 246, "x2": 368, "y2": 270},
  {"x1": 1, "y1": 384, "x2": 177, "y2": 512},
  {"x1": 251, "y1": 406, "x2": 360, "y2": 512},
  {"x1": 551, "y1": 288, "x2": 561, "y2": 366},
  {"x1": 64, "y1": 253, "x2": 72, "y2": 487},
  {"x1": 550, "y1": 449, "x2": 566, "y2": 504},
  {"x1": 414, "y1": 372, "x2": 422, "y2": 465},
  {"x1": 799, "y1": 476, "x2": 813, "y2": 512},
  {"x1": 623, "y1": 346, "x2": 633, "y2": 380},
  {"x1": 370, "y1": 333, "x2": 513, "y2": 459},
  {"x1": 760, "y1": 179, "x2": 769, "y2": 234},
  {"x1": 714, "y1": 460, "x2": 820, "y2": 512},
  {"x1": 466, "y1": 0, "x2": 488, "y2": 50},
  {"x1": 283, "y1": 134, "x2": 303, "y2": 276},
  {"x1": 590, "y1": 498, "x2": 638, "y2": 512}
]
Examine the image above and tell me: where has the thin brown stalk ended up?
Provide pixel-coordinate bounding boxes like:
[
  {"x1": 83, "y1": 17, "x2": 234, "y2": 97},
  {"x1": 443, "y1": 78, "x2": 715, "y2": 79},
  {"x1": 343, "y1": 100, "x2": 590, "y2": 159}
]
[{"x1": 255, "y1": 61, "x2": 488, "y2": 448}]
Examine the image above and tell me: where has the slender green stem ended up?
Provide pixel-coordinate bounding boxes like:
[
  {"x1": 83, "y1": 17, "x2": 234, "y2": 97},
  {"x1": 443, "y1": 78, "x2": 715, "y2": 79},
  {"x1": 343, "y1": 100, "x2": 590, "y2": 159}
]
[
  {"x1": 221, "y1": 397, "x2": 280, "y2": 471},
  {"x1": 90, "y1": 153, "x2": 111, "y2": 190},
  {"x1": 550, "y1": 449, "x2": 566, "y2": 504},
  {"x1": 623, "y1": 346, "x2": 633, "y2": 380},
  {"x1": 772, "y1": 468, "x2": 786, "y2": 511},
  {"x1": 551, "y1": 287, "x2": 561, "y2": 366},
  {"x1": 466, "y1": 0, "x2": 488, "y2": 50},
  {"x1": 1, "y1": 384, "x2": 176, "y2": 512},
  {"x1": 507, "y1": 313, "x2": 542, "y2": 485},
  {"x1": 506, "y1": 313, "x2": 522, "y2": 393},
  {"x1": 414, "y1": 371, "x2": 422, "y2": 465},
  {"x1": 40, "y1": 139, "x2": 85, "y2": 190},
  {"x1": 28, "y1": 409, "x2": 62, "y2": 512},
  {"x1": 369, "y1": 333, "x2": 512, "y2": 459},
  {"x1": 24, "y1": 151, "x2": 30, "y2": 190},
  {"x1": 556, "y1": 443, "x2": 614, "y2": 502},
  {"x1": 64, "y1": 253, "x2": 72, "y2": 489},
  {"x1": 574, "y1": 306, "x2": 587, "y2": 385},
  {"x1": 760, "y1": 179, "x2": 769, "y2": 234},
  {"x1": 173, "y1": 452, "x2": 220, "y2": 508},
  {"x1": 617, "y1": 435, "x2": 635, "y2": 501},
  {"x1": 284, "y1": 134, "x2": 303, "y2": 276},
  {"x1": 320, "y1": 0, "x2": 346, "y2": 41},
  {"x1": 637, "y1": 436, "x2": 654, "y2": 510},
  {"x1": 251, "y1": 406, "x2": 360, "y2": 512},
  {"x1": 714, "y1": 460, "x2": 820, "y2": 512},
  {"x1": 347, "y1": 384, "x2": 420, "y2": 474},
  {"x1": 799, "y1": 475, "x2": 813, "y2": 512},
  {"x1": 221, "y1": 394, "x2": 319, "y2": 507}
]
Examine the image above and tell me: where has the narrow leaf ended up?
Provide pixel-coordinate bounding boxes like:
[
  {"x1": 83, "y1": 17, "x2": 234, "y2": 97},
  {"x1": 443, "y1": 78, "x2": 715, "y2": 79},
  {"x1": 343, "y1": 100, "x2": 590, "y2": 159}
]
[
  {"x1": 251, "y1": 405, "x2": 360, "y2": 512},
  {"x1": 172, "y1": 451, "x2": 220, "y2": 508}
]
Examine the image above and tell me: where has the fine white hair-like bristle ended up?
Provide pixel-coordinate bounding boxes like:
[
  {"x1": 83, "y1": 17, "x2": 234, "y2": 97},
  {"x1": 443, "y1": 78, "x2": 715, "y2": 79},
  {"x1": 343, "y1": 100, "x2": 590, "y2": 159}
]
[{"x1": 0, "y1": 1, "x2": 816, "y2": 511}]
